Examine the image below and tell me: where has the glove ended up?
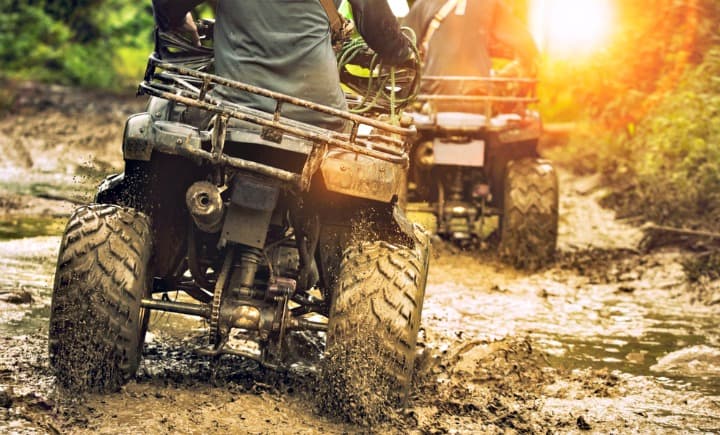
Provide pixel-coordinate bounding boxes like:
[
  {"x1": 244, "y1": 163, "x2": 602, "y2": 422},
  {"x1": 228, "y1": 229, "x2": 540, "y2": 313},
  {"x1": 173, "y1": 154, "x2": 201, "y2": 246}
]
[{"x1": 175, "y1": 12, "x2": 201, "y2": 47}]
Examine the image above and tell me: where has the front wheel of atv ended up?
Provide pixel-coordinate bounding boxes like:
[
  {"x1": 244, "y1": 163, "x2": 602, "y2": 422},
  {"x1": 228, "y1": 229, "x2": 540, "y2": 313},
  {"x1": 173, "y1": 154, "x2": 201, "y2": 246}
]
[
  {"x1": 498, "y1": 158, "x2": 559, "y2": 270},
  {"x1": 49, "y1": 204, "x2": 152, "y2": 392},
  {"x1": 323, "y1": 238, "x2": 429, "y2": 424}
]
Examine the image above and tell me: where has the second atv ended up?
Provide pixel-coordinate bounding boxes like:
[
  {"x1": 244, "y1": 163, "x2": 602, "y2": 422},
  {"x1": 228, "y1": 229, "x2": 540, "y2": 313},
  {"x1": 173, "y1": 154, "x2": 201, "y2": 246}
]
[{"x1": 406, "y1": 75, "x2": 558, "y2": 269}]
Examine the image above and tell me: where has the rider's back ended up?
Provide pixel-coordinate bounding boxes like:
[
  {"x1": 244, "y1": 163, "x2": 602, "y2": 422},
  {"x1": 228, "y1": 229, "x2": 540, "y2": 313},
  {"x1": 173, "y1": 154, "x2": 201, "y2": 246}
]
[
  {"x1": 405, "y1": 0, "x2": 538, "y2": 98},
  {"x1": 214, "y1": 0, "x2": 346, "y2": 130}
]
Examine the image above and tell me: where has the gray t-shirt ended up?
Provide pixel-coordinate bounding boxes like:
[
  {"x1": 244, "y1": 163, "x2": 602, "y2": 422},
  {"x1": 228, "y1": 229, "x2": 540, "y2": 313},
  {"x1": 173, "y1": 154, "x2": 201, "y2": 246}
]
[
  {"x1": 153, "y1": 0, "x2": 410, "y2": 131},
  {"x1": 213, "y1": 1, "x2": 346, "y2": 130}
]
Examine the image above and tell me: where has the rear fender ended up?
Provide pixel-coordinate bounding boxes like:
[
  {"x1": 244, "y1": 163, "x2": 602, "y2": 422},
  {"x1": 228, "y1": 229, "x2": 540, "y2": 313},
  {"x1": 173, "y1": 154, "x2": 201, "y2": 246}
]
[{"x1": 319, "y1": 150, "x2": 405, "y2": 203}]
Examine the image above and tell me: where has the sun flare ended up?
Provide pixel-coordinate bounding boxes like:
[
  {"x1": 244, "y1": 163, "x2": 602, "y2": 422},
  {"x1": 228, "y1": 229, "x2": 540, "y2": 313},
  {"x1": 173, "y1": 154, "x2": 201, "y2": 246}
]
[{"x1": 530, "y1": 0, "x2": 614, "y2": 58}]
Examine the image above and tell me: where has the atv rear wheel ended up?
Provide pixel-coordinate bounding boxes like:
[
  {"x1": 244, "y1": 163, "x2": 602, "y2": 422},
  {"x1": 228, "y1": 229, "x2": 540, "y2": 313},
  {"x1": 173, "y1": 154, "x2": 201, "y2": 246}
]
[
  {"x1": 49, "y1": 204, "x2": 152, "y2": 392},
  {"x1": 498, "y1": 158, "x2": 559, "y2": 270},
  {"x1": 323, "y1": 238, "x2": 429, "y2": 423}
]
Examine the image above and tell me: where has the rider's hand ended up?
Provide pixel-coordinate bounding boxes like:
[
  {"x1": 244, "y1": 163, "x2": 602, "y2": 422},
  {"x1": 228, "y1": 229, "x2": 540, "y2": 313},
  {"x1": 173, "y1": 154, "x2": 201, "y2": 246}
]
[
  {"x1": 380, "y1": 32, "x2": 418, "y2": 67},
  {"x1": 497, "y1": 60, "x2": 522, "y2": 78},
  {"x1": 389, "y1": 42, "x2": 419, "y2": 70},
  {"x1": 176, "y1": 12, "x2": 201, "y2": 47},
  {"x1": 497, "y1": 59, "x2": 538, "y2": 78}
]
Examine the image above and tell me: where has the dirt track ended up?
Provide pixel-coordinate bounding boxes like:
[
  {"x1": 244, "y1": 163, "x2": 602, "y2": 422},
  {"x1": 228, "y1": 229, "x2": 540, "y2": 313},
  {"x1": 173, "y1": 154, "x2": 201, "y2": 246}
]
[{"x1": 1, "y1": 84, "x2": 719, "y2": 434}]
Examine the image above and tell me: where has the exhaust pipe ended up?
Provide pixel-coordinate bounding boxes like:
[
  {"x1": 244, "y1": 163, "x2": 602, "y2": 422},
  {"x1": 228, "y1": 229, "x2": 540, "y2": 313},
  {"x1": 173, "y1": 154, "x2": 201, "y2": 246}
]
[{"x1": 186, "y1": 181, "x2": 224, "y2": 233}]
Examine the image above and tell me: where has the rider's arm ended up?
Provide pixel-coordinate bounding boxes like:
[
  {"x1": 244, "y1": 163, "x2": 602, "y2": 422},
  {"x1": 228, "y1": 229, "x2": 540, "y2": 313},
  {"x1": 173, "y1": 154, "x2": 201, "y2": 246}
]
[
  {"x1": 491, "y1": 1, "x2": 540, "y2": 75},
  {"x1": 152, "y1": 0, "x2": 205, "y2": 30},
  {"x1": 348, "y1": 0, "x2": 412, "y2": 65},
  {"x1": 401, "y1": 0, "x2": 436, "y2": 44}
]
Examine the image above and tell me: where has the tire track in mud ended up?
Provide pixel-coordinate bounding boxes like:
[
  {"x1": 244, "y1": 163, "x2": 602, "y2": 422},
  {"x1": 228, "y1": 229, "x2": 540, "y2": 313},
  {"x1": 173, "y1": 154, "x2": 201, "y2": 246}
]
[{"x1": 2, "y1": 235, "x2": 718, "y2": 432}]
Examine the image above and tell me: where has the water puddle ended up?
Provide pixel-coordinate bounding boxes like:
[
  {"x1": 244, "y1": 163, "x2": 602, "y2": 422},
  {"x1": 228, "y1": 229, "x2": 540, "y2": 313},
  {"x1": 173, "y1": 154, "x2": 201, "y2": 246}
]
[
  {"x1": 0, "y1": 217, "x2": 66, "y2": 240},
  {"x1": 537, "y1": 310, "x2": 720, "y2": 395},
  {"x1": 0, "y1": 237, "x2": 59, "y2": 335},
  {"x1": 423, "y1": 249, "x2": 720, "y2": 430}
]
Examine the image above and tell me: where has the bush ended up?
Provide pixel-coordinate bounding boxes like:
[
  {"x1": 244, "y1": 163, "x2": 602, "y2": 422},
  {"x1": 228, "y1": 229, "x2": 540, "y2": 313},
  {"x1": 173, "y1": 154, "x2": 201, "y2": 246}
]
[
  {"x1": 547, "y1": 0, "x2": 720, "y2": 232},
  {"x1": 0, "y1": 0, "x2": 154, "y2": 90}
]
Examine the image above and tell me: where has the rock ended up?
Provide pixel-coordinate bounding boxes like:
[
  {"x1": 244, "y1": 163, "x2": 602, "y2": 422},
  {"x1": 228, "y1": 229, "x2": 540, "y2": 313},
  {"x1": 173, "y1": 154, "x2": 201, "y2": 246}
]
[
  {"x1": 0, "y1": 290, "x2": 33, "y2": 304},
  {"x1": 576, "y1": 415, "x2": 592, "y2": 431},
  {"x1": 625, "y1": 351, "x2": 647, "y2": 364},
  {"x1": 0, "y1": 387, "x2": 14, "y2": 408}
]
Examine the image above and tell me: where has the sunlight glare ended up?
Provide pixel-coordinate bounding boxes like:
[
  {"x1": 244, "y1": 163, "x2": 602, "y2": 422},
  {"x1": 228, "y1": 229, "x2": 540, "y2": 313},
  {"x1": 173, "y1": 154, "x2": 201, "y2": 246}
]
[{"x1": 530, "y1": 0, "x2": 614, "y2": 58}]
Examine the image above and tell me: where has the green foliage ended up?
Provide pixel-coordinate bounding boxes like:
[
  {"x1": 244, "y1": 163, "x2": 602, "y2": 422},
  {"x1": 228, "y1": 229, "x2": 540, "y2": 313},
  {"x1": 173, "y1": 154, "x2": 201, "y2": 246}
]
[
  {"x1": 0, "y1": 0, "x2": 154, "y2": 89},
  {"x1": 628, "y1": 48, "x2": 720, "y2": 227},
  {"x1": 548, "y1": 0, "x2": 720, "y2": 233}
]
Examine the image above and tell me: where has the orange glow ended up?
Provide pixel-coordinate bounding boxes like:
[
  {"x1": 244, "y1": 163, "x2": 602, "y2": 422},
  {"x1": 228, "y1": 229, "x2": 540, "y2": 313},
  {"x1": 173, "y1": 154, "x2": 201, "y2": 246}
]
[{"x1": 530, "y1": 0, "x2": 614, "y2": 58}]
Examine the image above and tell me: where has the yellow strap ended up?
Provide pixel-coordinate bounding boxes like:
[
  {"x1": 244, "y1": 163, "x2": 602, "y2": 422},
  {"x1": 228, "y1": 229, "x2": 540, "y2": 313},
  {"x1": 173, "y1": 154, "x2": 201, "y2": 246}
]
[{"x1": 420, "y1": 0, "x2": 460, "y2": 57}]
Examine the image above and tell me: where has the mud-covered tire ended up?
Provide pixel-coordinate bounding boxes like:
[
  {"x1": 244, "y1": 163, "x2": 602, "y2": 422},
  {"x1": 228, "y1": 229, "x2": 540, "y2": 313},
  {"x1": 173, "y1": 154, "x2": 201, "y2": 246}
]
[
  {"x1": 322, "y1": 238, "x2": 429, "y2": 423},
  {"x1": 499, "y1": 158, "x2": 559, "y2": 270},
  {"x1": 49, "y1": 204, "x2": 152, "y2": 392}
]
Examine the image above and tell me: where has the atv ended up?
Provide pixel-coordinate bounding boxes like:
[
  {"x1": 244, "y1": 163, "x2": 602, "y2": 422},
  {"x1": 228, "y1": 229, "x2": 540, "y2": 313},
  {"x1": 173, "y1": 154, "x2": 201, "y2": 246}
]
[
  {"x1": 48, "y1": 22, "x2": 429, "y2": 411},
  {"x1": 405, "y1": 75, "x2": 558, "y2": 269}
]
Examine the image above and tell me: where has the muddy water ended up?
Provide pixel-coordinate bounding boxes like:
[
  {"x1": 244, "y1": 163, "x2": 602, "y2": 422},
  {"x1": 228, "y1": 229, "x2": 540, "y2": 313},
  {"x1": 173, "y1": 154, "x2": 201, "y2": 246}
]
[
  {"x1": 1, "y1": 175, "x2": 719, "y2": 433},
  {"x1": 427, "y1": 250, "x2": 720, "y2": 393}
]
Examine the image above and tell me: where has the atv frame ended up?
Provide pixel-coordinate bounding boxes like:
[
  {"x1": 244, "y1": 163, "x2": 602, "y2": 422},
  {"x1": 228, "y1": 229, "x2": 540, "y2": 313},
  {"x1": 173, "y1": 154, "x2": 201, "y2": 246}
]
[{"x1": 49, "y1": 32, "x2": 429, "y2": 408}]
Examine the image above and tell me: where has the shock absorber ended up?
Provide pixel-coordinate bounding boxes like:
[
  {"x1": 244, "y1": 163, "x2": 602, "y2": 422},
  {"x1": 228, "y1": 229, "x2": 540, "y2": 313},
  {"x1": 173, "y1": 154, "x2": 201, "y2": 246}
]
[{"x1": 235, "y1": 247, "x2": 263, "y2": 291}]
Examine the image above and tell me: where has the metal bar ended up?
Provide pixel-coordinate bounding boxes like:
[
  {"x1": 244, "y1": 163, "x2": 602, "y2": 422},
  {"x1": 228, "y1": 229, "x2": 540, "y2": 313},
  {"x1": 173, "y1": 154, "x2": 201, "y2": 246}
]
[
  {"x1": 417, "y1": 94, "x2": 539, "y2": 103},
  {"x1": 152, "y1": 141, "x2": 301, "y2": 184},
  {"x1": 350, "y1": 122, "x2": 359, "y2": 143},
  {"x1": 141, "y1": 85, "x2": 408, "y2": 164},
  {"x1": 155, "y1": 61, "x2": 414, "y2": 137},
  {"x1": 273, "y1": 101, "x2": 283, "y2": 122},
  {"x1": 199, "y1": 76, "x2": 210, "y2": 101},
  {"x1": 288, "y1": 318, "x2": 328, "y2": 332},
  {"x1": 211, "y1": 114, "x2": 228, "y2": 162},
  {"x1": 141, "y1": 298, "x2": 210, "y2": 318},
  {"x1": 142, "y1": 80, "x2": 408, "y2": 151},
  {"x1": 423, "y1": 75, "x2": 538, "y2": 84}
]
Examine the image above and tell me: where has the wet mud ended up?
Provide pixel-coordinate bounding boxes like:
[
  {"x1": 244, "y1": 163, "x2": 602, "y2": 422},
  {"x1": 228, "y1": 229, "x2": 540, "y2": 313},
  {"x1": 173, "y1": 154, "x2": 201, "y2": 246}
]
[{"x1": 1, "y1": 86, "x2": 720, "y2": 433}]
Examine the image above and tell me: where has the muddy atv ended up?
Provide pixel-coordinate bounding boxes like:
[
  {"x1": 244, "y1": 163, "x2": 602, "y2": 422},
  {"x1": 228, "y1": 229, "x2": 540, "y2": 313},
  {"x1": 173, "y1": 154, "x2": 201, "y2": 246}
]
[
  {"x1": 405, "y1": 76, "x2": 558, "y2": 269},
  {"x1": 48, "y1": 24, "x2": 429, "y2": 413}
]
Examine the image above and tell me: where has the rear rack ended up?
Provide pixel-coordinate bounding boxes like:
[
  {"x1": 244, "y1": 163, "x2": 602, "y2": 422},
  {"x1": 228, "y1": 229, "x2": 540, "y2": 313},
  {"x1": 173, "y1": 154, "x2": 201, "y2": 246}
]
[
  {"x1": 416, "y1": 75, "x2": 538, "y2": 124},
  {"x1": 138, "y1": 58, "x2": 416, "y2": 188}
]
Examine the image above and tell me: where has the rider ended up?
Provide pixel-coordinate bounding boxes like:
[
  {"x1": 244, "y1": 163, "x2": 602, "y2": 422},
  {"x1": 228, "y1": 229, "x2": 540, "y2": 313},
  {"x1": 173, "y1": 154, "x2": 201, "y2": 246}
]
[
  {"x1": 403, "y1": 0, "x2": 539, "y2": 105},
  {"x1": 152, "y1": 0, "x2": 413, "y2": 131}
]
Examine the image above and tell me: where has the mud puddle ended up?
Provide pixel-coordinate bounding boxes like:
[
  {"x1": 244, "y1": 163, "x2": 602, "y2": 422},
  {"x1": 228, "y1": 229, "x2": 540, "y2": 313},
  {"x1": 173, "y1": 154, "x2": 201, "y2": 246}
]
[{"x1": 2, "y1": 233, "x2": 719, "y2": 433}]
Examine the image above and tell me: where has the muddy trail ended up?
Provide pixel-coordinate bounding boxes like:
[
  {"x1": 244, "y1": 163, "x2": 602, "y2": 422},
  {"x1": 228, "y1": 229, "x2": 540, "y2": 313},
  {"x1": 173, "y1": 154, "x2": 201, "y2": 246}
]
[{"x1": 1, "y1": 84, "x2": 719, "y2": 434}]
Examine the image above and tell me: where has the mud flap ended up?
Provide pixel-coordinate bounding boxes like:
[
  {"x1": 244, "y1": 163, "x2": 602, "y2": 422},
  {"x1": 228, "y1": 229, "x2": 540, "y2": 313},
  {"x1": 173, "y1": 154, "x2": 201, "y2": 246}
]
[
  {"x1": 392, "y1": 203, "x2": 430, "y2": 248},
  {"x1": 220, "y1": 175, "x2": 280, "y2": 248}
]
